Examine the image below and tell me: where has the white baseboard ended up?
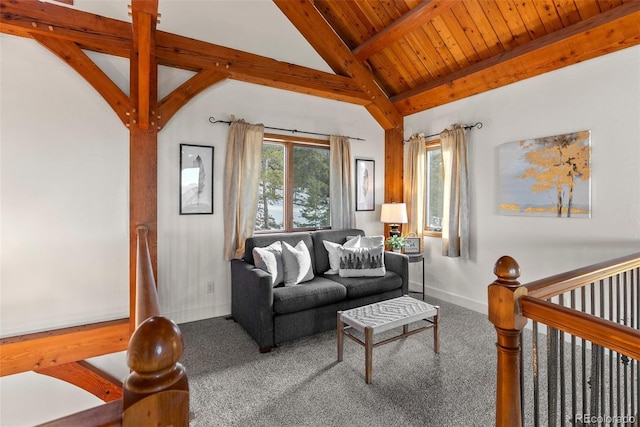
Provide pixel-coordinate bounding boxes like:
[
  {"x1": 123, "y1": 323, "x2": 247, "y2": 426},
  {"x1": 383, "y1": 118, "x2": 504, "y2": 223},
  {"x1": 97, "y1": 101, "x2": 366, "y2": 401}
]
[
  {"x1": 166, "y1": 303, "x2": 230, "y2": 325},
  {"x1": 409, "y1": 280, "x2": 488, "y2": 315}
]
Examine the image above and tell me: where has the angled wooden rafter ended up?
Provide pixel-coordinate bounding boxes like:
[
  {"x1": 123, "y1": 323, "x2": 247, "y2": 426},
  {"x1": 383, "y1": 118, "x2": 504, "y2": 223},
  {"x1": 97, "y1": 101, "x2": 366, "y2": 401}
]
[
  {"x1": 36, "y1": 360, "x2": 123, "y2": 402},
  {"x1": 32, "y1": 34, "x2": 130, "y2": 125},
  {"x1": 273, "y1": 0, "x2": 402, "y2": 131},
  {"x1": 158, "y1": 69, "x2": 229, "y2": 127},
  {"x1": 352, "y1": 0, "x2": 456, "y2": 61}
]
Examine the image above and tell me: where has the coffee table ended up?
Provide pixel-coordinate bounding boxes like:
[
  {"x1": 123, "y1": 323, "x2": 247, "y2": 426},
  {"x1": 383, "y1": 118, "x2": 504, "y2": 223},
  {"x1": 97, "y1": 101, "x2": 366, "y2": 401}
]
[{"x1": 337, "y1": 295, "x2": 439, "y2": 384}]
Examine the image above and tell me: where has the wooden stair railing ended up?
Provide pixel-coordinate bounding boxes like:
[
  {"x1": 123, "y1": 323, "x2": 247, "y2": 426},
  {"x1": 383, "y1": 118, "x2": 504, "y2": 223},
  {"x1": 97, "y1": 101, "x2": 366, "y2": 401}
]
[
  {"x1": 488, "y1": 252, "x2": 640, "y2": 427},
  {"x1": 38, "y1": 226, "x2": 189, "y2": 427}
]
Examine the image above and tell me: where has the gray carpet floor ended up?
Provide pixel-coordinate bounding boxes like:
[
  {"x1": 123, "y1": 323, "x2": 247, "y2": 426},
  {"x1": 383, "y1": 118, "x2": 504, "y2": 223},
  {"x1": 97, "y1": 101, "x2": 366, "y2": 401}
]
[{"x1": 178, "y1": 294, "x2": 499, "y2": 427}]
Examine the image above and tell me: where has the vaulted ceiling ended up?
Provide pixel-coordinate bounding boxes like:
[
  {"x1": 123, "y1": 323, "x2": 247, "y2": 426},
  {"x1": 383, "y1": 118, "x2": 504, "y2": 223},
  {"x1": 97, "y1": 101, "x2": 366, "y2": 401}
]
[{"x1": 2, "y1": 0, "x2": 639, "y2": 131}]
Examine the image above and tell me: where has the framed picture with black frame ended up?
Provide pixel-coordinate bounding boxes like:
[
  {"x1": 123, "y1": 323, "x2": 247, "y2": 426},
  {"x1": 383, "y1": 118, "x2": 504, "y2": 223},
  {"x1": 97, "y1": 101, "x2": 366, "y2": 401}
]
[
  {"x1": 355, "y1": 158, "x2": 375, "y2": 211},
  {"x1": 180, "y1": 144, "x2": 214, "y2": 215}
]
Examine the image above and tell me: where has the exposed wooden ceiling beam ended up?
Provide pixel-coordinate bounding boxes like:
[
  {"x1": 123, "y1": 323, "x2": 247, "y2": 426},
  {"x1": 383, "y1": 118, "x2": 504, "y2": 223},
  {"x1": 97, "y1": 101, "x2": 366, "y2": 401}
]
[
  {"x1": 0, "y1": 0, "x2": 132, "y2": 57},
  {"x1": 155, "y1": 32, "x2": 370, "y2": 106},
  {"x1": 0, "y1": 319, "x2": 129, "y2": 377},
  {"x1": 352, "y1": 0, "x2": 456, "y2": 61},
  {"x1": 274, "y1": 0, "x2": 402, "y2": 130},
  {"x1": 0, "y1": 0, "x2": 368, "y2": 107},
  {"x1": 392, "y1": 1, "x2": 640, "y2": 116}
]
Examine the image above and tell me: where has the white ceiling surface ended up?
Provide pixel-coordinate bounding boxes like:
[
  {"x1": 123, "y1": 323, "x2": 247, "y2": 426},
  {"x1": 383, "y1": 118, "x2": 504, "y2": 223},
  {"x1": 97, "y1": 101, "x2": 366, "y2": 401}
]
[{"x1": 71, "y1": 0, "x2": 333, "y2": 73}]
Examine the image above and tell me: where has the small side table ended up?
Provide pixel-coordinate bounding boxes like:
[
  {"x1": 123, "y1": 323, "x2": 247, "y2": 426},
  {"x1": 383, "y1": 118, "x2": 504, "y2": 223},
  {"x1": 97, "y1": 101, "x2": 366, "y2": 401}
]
[{"x1": 405, "y1": 253, "x2": 425, "y2": 300}]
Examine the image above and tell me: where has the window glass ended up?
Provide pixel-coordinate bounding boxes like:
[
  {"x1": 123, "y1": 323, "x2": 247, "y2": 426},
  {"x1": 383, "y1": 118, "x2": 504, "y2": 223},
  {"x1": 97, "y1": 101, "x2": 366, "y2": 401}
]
[
  {"x1": 256, "y1": 143, "x2": 284, "y2": 231},
  {"x1": 425, "y1": 143, "x2": 443, "y2": 233},
  {"x1": 292, "y1": 145, "x2": 330, "y2": 229},
  {"x1": 256, "y1": 135, "x2": 330, "y2": 232}
]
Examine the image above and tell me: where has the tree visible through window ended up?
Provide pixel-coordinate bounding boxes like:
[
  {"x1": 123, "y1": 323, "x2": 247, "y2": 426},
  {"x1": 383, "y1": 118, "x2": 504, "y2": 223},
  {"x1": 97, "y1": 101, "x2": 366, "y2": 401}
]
[
  {"x1": 256, "y1": 135, "x2": 330, "y2": 232},
  {"x1": 425, "y1": 140, "x2": 443, "y2": 234}
]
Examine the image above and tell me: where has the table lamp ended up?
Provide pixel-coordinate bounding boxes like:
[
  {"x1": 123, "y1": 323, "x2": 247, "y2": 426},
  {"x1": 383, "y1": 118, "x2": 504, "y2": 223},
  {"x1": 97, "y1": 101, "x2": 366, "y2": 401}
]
[{"x1": 380, "y1": 203, "x2": 407, "y2": 237}]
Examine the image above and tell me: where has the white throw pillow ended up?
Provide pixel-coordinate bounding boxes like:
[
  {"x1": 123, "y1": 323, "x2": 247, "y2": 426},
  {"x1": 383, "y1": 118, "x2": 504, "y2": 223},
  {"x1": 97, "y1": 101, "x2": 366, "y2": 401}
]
[
  {"x1": 323, "y1": 236, "x2": 360, "y2": 275},
  {"x1": 252, "y1": 241, "x2": 283, "y2": 286},
  {"x1": 358, "y1": 235, "x2": 385, "y2": 248},
  {"x1": 281, "y1": 241, "x2": 315, "y2": 286}
]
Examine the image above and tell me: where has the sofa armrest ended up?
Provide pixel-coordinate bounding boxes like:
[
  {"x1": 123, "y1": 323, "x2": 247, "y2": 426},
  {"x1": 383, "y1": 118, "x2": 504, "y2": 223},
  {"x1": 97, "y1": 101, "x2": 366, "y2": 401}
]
[
  {"x1": 384, "y1": 251, "x2": 409, "y2": 295},
  {"x1": 230, "y1": 259, "x2": 275, "y2": 351}
]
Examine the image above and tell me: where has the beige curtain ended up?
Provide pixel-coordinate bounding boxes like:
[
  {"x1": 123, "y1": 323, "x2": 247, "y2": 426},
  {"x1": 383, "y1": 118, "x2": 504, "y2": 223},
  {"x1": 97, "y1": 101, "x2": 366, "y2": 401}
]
[
  {"x1": 404, "y1": 134, "x2": 426, "y2": 238},
  {"x1": 329, "y1": 135, "x2": 355, "y2": 229},
  {"x1": 441, "y1": 124, "x2": 469, "y2": 258},
  {"x1": 223, "y1": 118, "x2": 265, "y2": 260}
]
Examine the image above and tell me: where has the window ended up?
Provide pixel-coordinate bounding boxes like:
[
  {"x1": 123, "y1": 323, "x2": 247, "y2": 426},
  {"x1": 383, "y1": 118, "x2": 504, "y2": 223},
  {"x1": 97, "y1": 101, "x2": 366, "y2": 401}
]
[
  {"x1": 255, "y1": 134, "x2": 330, "y2": 232},
  {"x1": 425, "y1": 140, "x2": 443, "y2": 235}
]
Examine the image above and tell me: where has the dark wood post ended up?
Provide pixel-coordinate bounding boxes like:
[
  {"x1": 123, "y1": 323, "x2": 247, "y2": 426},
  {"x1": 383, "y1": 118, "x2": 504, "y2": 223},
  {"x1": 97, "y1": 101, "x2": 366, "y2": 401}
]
[{"x1": 488, "y1": 256, "x2": 527, "y2": 427}]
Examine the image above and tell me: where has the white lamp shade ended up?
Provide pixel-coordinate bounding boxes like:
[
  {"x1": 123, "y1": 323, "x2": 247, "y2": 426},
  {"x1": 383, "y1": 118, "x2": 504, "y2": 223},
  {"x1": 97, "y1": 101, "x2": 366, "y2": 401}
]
[{"x1": 380, "y1": 203, "x2": 408, "y2": 224}]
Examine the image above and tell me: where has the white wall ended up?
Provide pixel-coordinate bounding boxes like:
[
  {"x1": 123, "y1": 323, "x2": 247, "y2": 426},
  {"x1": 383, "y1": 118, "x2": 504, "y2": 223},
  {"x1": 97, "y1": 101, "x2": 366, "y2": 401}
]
[
  {"x1": 0, "y1": 36, "x2": 130, "y2": 337},
  {"x1": 404, "y1": 45, "x2": 640, "y2": 313}
]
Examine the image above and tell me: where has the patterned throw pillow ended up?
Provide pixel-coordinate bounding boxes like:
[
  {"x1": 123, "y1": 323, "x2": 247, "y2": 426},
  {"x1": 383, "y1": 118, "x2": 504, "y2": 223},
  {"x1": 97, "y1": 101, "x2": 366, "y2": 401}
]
[
  {"x1": 322, "y1": 236, "x2": 360, "y2": 275},
  {"x1": 337, "y1": 244, "x2": 386, "y2": 277},
  {"x1": 281, "y1": 241, "x2": 315, "y2": 286},
  {"x1": 252, "y1": 241, "x2": 283, "y2": 286}
]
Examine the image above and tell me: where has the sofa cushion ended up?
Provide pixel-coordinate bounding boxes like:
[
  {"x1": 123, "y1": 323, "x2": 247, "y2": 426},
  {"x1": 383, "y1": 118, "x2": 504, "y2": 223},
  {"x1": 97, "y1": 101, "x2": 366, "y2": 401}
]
[
  {"x1": 252, "y1": 241, "x2": 283, "y2": 286},
  {"x1": 273, "y1": 277, "x2": 347, "y2": 314},
  {"x1": 327, "y1": 271, "x2": 402, "y2": 299},
  {"x1": 281, "y1": 241, "x2": 314, "y2": 286},
  {"x1": 311, "y1": 229, "x2": 365, "y2": 274}
]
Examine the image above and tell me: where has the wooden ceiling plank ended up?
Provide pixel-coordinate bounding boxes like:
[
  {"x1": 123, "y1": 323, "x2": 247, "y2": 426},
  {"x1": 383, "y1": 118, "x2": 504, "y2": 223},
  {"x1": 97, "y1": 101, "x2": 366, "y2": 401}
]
[
  {"x1": 420, "y1": 21, "x2": 461, "y2": 73},
  {"x1": 0, "y1": 0, "x2": 132, "y2": 57},
  {"x1": 158, "y1": 69, "x2": 229, "y2": 127},
  {"x1": 395, "y1": 37, "x2": 434, "y2": 84},
  {"x1": 31, "y1": 34, "x2": 130, "y2": 125},
  {"x1": 430, "y1": 15, "x2": 473, "y2": 68},
  {"x1": 439, "y1": 8, "x2": 486, "y2": 62},
  {"x1": 575, "y1": 0, "x2": 604, "y2": 20},
  {"x1": 404, "y1": 32, "x2": 441, "y2": 80},
  {"x1": 462, "y1": 0, "x2": 506, "y2": 56},
  {"x1": 597, "y1": 0, "x2": 622, "y2": 12},
  {"x1": 552, "y1": 0, "x2": 583, "y2": 26},
  {"x1": 273, "y1": 0, "x2": 402, "y2": 130},
  {"x1": 448, "y1": 2, "x2": 492, "y2": 61},
  {"x1": 479, "y1": 0, "x2": 520, "y2": 51},
  {"x1": 155, "y1": 32, "x2": 370, "y2": 106},
  {"x1": 495, "y1": 0, "x2": 533, "y2": 45},
  {"x1": 513, "y1": 0, "x2": 549, "y2": 40},
  {"x1": 353, "y1": 0, "x2": 456, "y2": 61},
  {"x1": 392, "y1": 1, "x2": 640, "y2": 115},
  {"x1": 531, "y1": 0, "x2": 565, "y2": 33}
]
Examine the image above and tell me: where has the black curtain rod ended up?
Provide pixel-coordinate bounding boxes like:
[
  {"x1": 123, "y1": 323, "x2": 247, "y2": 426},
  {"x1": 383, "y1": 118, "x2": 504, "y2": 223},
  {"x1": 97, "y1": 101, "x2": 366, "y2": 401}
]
[
  {"x1": 208, "y1": 117, "x2": 366, "y2": 141},
  {"x1": 403, "y1": 122, "x2": 483, "y2": 143}
]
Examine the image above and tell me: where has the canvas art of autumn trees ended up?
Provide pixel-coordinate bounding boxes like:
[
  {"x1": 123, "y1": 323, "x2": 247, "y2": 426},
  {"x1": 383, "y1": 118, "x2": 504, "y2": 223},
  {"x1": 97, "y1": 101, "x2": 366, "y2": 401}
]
[{"x1": 498, "y1": 130, "x2": 591, "y2": 218}]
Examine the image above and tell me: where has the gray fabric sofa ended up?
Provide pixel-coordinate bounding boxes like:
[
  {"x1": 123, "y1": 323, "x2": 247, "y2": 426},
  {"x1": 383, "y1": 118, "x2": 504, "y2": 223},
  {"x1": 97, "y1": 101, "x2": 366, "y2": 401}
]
[{"x1": 230, "y1": 228, "x2": 409, "y2": 352}]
